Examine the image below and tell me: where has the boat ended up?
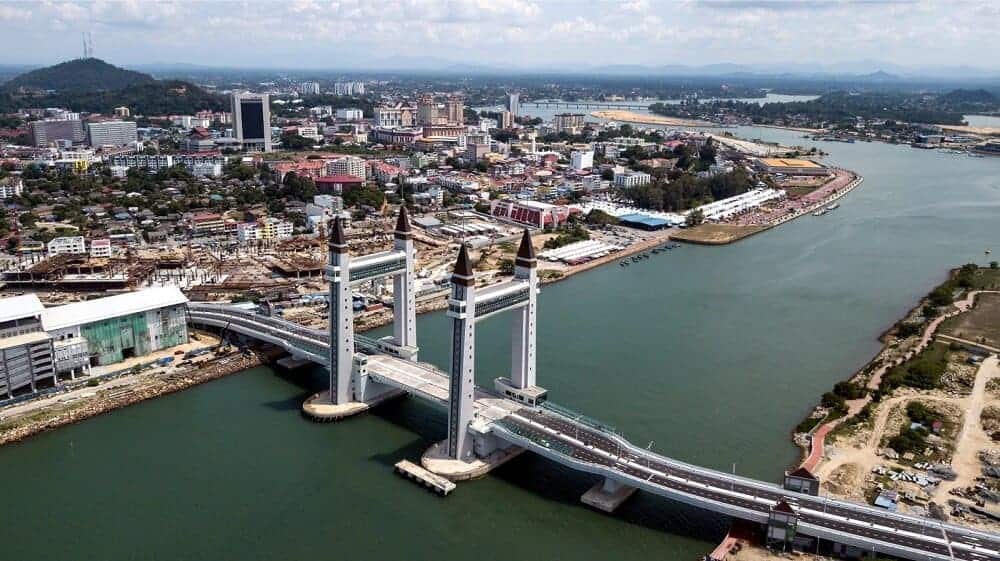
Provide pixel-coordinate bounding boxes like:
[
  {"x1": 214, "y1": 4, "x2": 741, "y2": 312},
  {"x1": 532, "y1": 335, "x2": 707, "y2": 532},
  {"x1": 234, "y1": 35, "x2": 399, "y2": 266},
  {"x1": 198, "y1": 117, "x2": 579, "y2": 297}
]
[
  {"x1": 620, "y1": 261, "x2": 629, "y2": 267},
  {"x1": 813, "y1": 209, "x2": 827, "y2": 217},
  {"x1": 826, "y1": 203, "x2": 840, "y2": 211}
]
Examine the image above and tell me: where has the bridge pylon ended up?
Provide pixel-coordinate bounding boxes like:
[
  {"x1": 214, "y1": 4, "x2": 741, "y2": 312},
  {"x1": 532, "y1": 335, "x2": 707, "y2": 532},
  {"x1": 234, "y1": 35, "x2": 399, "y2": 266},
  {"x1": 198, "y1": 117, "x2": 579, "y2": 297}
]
[
  {"x1": 445, "y1": 244, "x2": 476, "y2": 461},
  {"x1": 326, "y1": 216, "x2": 354, "y2": 406},
  {"x1": 303, "y1": 209, "x2": 419, "y2": 420}
]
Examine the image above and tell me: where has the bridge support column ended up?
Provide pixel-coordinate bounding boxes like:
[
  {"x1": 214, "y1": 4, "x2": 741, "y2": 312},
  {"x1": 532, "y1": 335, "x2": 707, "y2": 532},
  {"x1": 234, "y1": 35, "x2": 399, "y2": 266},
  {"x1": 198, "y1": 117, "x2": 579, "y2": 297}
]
[
  {"x1": 510, "y1": 229, "x2": 538, "y2": 390},
  {"x1": 392, "y1": 207, "x2": 417, "y2": 357},
  {"x1": 581, "y1": 477, "x2": 637, "y2": 513},
  {"x1": 445, "y1": 244, "x2": 476, "y2": 461},
  {"x1": 326, "y1": 217, "x2": 354, "y2": 405}
]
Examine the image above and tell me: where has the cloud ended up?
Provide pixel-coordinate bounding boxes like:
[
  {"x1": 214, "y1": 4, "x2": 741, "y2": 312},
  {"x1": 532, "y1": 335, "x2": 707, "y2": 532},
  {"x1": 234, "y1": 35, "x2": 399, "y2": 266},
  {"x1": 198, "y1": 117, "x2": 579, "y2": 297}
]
[{"x1": 0, "y1": 0, "x2": 996, "y2": 71}]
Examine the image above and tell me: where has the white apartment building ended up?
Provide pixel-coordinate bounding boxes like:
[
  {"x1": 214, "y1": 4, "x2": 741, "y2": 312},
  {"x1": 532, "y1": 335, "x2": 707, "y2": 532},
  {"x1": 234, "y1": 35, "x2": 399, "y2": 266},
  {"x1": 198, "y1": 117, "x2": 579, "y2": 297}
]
[
  {"x1": 326, "y1": 156, "x2": 366, "y2": 178},
  {"x1": 47, "y1": 236, "x2": 86, "y2": 256},
  {"x1": 299, "y1": 81, "x2": 320, "y2": 95},
  {"x1": 613, "y1": 170, "x2": 652, "y2": 188},
  {"x1": 570, "y1": 150, "x2": 594, "y2": 171},
  {"x1": 334, "y1": 81, "x2": 364, "y2": 95},
  {"x1": 0, "y1": 176, "x2": 23, "y2": 199},
  {"x1": 335, "y1": 108, "x2": 363, "y2": 120},
  {"x1": 86, "y1": 121, "x2": 138, "y2": 147}
]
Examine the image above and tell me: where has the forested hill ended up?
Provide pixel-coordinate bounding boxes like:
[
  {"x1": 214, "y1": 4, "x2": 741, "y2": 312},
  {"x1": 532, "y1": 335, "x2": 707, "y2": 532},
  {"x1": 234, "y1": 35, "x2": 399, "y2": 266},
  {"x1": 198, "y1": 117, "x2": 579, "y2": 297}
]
[
  {"x1": 2, "y1": 58, "x2": 155, "y2": 93},
  {"x1": 0, "y1": 58, "x2": 227, "y2": 115}
]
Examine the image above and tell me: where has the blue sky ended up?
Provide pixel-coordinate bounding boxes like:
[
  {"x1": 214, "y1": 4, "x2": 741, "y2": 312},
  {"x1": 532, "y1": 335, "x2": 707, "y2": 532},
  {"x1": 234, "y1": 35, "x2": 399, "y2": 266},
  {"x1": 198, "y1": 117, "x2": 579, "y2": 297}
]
[{"x1": 0, "y1": 0, "x2": 997, "y2": 72}]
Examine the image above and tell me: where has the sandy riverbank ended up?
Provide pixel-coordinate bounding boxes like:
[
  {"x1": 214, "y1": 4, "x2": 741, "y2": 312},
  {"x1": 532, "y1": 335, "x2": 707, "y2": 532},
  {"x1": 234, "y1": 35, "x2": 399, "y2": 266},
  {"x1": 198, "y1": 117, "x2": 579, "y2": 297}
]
[{"x1": 590, "y1": 109, "x2": 713, "y2": 128}]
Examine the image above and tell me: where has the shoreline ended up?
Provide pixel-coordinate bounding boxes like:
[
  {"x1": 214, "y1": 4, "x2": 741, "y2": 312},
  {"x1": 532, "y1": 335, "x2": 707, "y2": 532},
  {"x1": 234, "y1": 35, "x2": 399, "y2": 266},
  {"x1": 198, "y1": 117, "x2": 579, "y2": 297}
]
[
  {"x1": 0, "y1": 347, "x2": 279, "y2": 447},
  {"x1": 793, "y1": 267, "x2": 1000, "y2": 473},
  {"x1": 672, "y1": 170, "x2": 863, "y2": 245}
]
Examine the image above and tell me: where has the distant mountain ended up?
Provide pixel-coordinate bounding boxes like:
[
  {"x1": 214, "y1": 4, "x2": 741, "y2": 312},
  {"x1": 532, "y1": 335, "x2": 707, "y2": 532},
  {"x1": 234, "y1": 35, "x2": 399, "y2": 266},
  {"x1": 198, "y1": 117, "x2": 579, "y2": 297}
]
[
  {"x1": 857, "y1": 70, "x2": 901, "y2": 82},
  {"x1": 2, "y1": 58, "x2": 155, "y2": 93}
]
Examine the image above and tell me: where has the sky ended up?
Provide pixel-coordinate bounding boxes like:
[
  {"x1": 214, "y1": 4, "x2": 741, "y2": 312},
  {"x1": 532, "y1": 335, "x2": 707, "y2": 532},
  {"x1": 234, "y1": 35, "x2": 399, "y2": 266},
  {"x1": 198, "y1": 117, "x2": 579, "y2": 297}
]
[{"x1": 0, "y1": 0, "x2": 998, "y2": 73}]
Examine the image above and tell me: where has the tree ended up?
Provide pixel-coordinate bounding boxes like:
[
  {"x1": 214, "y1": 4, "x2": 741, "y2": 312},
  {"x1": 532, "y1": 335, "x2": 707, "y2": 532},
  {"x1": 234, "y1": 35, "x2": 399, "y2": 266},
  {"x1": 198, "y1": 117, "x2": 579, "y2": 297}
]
[
  {"x1": 685, "y1": 208, "x2": 705, "y2": 227},
  {"x1": 280, "y1": 132, "x2": 315, "y2": 150}
]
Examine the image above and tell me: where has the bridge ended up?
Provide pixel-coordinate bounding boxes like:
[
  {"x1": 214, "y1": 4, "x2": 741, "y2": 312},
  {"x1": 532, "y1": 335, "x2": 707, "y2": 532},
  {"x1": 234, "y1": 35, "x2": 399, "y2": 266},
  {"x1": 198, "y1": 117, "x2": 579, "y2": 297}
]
[
  {"x1": 524, "y1": 101, "x2": 650, "y2": 111},
  {"x1": 186, "y1": 210, "x2": 1000, "y2": 561}
]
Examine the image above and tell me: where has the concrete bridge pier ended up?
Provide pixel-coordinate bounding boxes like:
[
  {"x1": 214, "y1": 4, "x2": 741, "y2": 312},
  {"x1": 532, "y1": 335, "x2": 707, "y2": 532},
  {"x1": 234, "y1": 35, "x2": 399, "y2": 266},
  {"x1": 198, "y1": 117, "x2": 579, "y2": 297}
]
[
  {"x1": 581, "y1": 477, "x2": 637, "y2": 513},
  {"x1": 421, "y1": 417, "x2": 524, "y2": 481},
  {"x1": 303, "y1": 355, "x2": 404, "y2": 421}
]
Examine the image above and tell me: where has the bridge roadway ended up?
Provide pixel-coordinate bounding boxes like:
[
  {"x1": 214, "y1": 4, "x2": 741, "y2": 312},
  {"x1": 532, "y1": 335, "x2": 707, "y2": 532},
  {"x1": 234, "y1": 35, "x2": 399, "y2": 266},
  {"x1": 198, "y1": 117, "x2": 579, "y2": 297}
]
[
  {"x1": 185, "y1": 304, "x2": 1000, "y2": 561},
  {"x1": 493, "y1": 408, "x2": 1000, "y2": 561}
]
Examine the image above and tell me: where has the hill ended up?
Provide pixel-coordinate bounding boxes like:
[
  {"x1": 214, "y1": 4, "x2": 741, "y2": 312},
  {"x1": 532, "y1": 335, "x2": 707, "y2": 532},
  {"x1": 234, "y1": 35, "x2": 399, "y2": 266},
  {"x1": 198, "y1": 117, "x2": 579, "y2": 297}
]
[
  {"x1": 0, "y1": 79, "x2": 227, "y2": 116},
  {"x1": 3, "y1": 58, "x2": 155, "y2": 93}
]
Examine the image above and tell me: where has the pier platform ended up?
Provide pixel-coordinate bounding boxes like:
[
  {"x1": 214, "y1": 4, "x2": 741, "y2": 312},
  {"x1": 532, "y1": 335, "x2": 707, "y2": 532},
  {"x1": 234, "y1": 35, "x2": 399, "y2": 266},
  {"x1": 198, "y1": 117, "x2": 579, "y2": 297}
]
[
  {"x1": 394, "y1": 460, "x2": 456, "y2": 496},
  {"x1": 301, "y1": 389, "x2": 403, "y2": 422},
  {"x1": 581, "y1": 478, "x2": 637, "y2": 512},
  {"x1": 421, "y1": 440, "x2": 524, "y2": 481}
]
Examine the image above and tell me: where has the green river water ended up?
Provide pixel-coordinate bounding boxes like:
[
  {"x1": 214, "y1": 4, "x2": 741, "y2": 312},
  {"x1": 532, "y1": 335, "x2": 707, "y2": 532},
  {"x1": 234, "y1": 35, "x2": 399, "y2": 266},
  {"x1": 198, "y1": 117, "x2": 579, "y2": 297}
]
[{"x1": 0, "y1": 128, "x2": 997, "y2": 561}]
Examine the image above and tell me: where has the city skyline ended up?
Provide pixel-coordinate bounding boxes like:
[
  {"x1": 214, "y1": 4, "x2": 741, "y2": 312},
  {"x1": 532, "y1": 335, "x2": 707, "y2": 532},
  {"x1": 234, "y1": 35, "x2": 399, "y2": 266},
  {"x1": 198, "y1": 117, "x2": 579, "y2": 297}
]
[{"x1": 1, "y1": 0, "x2": 999, "y2": 74}]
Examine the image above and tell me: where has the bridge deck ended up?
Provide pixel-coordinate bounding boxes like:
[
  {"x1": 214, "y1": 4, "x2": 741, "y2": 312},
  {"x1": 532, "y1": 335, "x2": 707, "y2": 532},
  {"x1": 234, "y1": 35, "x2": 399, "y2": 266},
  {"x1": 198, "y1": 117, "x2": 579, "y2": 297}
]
[
  {"x1": 492, "y1": 407, "x2": 999, "y2": 561},
  {"x1": 184, "y1": 304, "x2": 1000, "y2": 561},
  {"x1": 366, "y1": 355, "x2": 450, "y2": 404}
]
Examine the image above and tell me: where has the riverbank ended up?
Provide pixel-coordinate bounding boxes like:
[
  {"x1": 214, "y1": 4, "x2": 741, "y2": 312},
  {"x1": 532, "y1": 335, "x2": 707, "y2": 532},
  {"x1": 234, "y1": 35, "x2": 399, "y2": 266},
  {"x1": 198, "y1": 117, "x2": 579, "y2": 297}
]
[
  {"x1": 672, "y1": 170, "x2": 862, "y2": 245},
  {"x1": 0, "y1": 344, "x2": 280, "y2": 447},
  {"x1": 589, "y1": 109, "x2": 713, "y2": 128},
  {"x1": 793, "y1": 266, "x2": 1000, "y2": 528}
]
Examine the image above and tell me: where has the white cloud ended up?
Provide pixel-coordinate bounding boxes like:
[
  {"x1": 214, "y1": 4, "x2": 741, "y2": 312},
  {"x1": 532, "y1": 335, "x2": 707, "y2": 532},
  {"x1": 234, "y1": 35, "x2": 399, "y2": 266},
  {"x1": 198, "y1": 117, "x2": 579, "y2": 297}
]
[{"x1": 0, "y1": 0, "x2": 996, "y2": 71}]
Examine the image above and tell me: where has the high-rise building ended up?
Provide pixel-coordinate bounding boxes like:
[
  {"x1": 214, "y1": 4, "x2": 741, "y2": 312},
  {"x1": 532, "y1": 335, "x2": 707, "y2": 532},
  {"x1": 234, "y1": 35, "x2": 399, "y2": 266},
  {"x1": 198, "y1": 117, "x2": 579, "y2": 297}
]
[
  {"x1": 232, "y1": 92, "x2": 272, "y2": 152},
  {"x1": 506, "y1": 92, "x2": 520, "y2": 117},
  {"x1": 446, "y1": 95, "x2": 464, "y2": 126},
  {"x1": 553, "y1": 113, "x2": 585, "y2": 134},
  {"x1": 28, "y1": 119, "x2": 85, "y2": 147},
  {"x1": 417, "y1": 94, "x2": 436, "y2": 126},
  {"x1": 334, "y1": 81, "x2": 364, "y2": 96},
  {"x1": 499, "y1": 111, "x2": 514, "y2": 129},
  {"x1": 86, "y1": 120, "x2": 138, "y2": 147},
  {"x1": 299, "y1": 81, "x2": 320, "y2": 95}
]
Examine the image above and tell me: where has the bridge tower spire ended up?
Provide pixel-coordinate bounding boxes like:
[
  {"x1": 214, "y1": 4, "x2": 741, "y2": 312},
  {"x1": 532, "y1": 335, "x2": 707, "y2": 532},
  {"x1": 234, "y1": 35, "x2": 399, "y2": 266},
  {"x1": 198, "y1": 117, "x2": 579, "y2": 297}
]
[
  {"x1": 446, "y1": 244, "x2": 476, "y2": 460},
  {"x1": 326, "y1": 216, "x2": 354, "y2": 405},
  {"x1": 510, "y1": 229, "x2": 537, "y2": 389},
  {"x1": 392, "y1": 206, "x2": 417, "y2": 356}
]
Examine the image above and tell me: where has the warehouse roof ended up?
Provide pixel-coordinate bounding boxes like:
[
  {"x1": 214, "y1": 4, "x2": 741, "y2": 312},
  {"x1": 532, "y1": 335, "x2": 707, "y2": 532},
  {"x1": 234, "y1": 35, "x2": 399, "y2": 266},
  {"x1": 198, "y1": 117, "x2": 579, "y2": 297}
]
[
  {"x1": 619, "y1": 213, "x2": 670, "y2": 228},
  {"x1": 41, "y1": 286, "x2": 188, "y2": 331},
  {"x1": 0, "y1": 294, "x2": 45, "y2": 324}
]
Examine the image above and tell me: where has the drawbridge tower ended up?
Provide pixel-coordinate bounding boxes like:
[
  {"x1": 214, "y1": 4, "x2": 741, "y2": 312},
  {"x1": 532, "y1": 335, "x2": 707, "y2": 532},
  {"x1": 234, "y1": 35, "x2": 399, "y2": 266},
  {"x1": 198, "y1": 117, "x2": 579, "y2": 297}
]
[
  {"x1": 442, "y1": 230, "x2": 546, "y2": 461},
  {"x1": 322, "y1": 209, "x2": 419, "y2": 408}
]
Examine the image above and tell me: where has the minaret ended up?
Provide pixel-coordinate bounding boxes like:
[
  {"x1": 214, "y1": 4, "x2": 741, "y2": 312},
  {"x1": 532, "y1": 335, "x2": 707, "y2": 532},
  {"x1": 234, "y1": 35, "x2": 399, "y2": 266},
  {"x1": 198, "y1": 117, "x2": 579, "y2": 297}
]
[
  {"x1": 326, "y1": 217, "x2": 354, "y2": 405},
  {"x1": 446, "y1": 244, "x2": 476, "y2": 460},
  {"x1": 510, "y1": 229, "x2": 537, "y2": 389},
  {"x1": 393, "y1": 206, "x2": 417, "y2": 355}
]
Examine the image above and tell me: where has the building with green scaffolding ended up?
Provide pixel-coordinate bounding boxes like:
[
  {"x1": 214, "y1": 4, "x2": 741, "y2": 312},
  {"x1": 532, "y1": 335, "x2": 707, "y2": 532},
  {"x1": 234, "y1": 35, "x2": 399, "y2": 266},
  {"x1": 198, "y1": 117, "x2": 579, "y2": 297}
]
[{"x1": 41, "y1": 287, "x2": 189, "y2": 370}]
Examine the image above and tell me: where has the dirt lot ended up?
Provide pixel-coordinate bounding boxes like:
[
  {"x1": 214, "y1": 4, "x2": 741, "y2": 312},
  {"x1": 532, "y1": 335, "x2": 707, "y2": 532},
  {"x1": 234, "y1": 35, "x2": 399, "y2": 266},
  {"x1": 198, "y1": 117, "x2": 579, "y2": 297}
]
[
  {"x1": 941, "y1": 292, "x2": 1000, "y2": 349},
  {"x1": 670, "y1": 223, "x2": 768, "y2": 245}
]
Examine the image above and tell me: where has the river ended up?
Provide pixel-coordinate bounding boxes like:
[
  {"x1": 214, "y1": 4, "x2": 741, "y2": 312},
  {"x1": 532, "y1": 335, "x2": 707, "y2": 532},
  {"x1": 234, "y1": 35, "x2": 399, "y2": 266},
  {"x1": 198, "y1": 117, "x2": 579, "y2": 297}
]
[{"x1": 0, "y1": 129, "x2": 997, "y2": 560}]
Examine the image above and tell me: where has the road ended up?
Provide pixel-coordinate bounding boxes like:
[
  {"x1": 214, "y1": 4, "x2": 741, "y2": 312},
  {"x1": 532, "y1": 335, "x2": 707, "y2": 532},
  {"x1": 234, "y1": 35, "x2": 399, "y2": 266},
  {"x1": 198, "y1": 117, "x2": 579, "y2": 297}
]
[{"x1": 496, "y1": 407, "x2": 1000, "y2": 561}]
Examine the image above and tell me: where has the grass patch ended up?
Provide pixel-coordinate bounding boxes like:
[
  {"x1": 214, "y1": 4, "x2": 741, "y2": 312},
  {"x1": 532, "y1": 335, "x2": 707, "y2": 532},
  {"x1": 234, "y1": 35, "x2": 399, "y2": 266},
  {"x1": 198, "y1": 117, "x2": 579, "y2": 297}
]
[{"x1": 878, "y1": 342, "x2": 950, "y2": 395}]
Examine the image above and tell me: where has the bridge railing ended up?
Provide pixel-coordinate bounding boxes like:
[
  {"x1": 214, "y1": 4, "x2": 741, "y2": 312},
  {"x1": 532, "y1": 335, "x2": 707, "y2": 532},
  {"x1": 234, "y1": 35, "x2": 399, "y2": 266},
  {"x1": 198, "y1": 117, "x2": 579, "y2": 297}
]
[{"x1": 540, "y1": 401, "x2": 621, "y2": 436}]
